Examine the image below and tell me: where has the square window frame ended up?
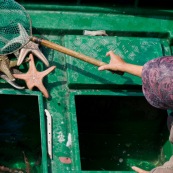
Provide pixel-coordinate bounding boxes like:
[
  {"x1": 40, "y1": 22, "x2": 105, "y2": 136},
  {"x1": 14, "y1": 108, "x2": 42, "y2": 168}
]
[
  {"x1": 0, "y1": 89, "x2": 48, "y2": 173},
  {"x1": 69, "y1": 90, "x2": 173, "y2": 172}
]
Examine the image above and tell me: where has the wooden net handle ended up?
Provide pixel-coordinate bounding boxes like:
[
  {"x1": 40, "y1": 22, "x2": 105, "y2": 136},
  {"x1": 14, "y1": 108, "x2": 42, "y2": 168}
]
[{"x1": 31, "y1": 36, "x2": 124, "y2": 75}]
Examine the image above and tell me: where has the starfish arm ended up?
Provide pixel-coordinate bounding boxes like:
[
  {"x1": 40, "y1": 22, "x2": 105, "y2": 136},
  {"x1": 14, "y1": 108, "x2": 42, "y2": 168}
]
[
  {"x1": 0, "y1": 36, "x2": 9, "y2": 46},
  {"x1": 17, "y1": 41, "x2": 49, "y2": 66},
  {"x1": 2, "y1": 37, "x2": 25, "y2": 52},
  {"x1": 17, "y1": 48, "x2": 30, "y2": 66},
  {"x1": 11, "y1": 68, "x2": 23, "y2": 74},
  {"x1": 35, "y1": 81, "x2": 49, "y2": 98},
  {"x1": 1, "y1": 67, "x2": 15, "y2": 81},
  {"x1": 0, "y1": 73, "x2": 25, "y2": 89},
  {"x1": 13, "y1": 73, "x2": 28, "y2": 80},
  {"x1": 1, "y1": 23, "x2": 30, "y2": 52},
  {"x1": 0, "y1": 56, "x2": 16, "y2": 81},
  {"x1": 23, "y1": 54, "x2": 37, "y2": 74},
  {"x1": 40, "y1": 66, "x2": 56, "y2": 78},
  {"x1": 9, "y1": 60, "x2": 17, "y2": 68},
  {"x1": 14, "y1": 51, "x2": 20, "y2": 58},
  {"x1": 32, "y1": 49, "x2": 49, "y2": 67},
  {"x1": 26, "y1": 82, "x2": 35, "y2": 90},
  {"x1": 13, "y1": 73, "x2": 35, "y2": 90}
]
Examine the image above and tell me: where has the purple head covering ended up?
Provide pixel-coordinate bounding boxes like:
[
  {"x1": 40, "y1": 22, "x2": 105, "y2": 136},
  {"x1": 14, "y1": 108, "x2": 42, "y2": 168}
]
[{"x1": 142, "y1": 56, "x2": 173, "y2": 110}]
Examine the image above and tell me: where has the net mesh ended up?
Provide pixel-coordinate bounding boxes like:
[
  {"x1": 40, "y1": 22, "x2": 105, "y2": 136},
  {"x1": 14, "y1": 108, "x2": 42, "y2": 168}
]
[{"x1": 0, "y1": 0, "x2": 31, "y2": 55}]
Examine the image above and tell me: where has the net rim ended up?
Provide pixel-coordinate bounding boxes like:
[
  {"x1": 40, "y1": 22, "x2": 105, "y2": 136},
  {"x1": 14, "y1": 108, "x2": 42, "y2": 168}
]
[{"x1": 0, "y1": 0, "x2": 32, "y2": 56}]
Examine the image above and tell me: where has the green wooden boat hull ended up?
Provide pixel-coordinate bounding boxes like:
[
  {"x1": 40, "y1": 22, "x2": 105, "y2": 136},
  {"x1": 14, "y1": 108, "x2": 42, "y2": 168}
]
[{"x1": 0, "y1": 1, "x2": 173, "y2": 172}]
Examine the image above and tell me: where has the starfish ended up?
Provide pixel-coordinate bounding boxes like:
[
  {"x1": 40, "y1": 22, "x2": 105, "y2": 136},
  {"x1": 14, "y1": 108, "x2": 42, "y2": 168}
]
[
  {"x1": 1, "y1": 23, "x2": 30, "y2": 53},
  {"x1": 13, "y1": 53, "x2": 56, "y2": 98},
  {"x1": 0, "y1": 55, "x2": 17, "y2": 81},
  {"x1": 17, "y1": 41, "x2": 49, "y2": 67},
  {"x1": 0, "y1": 56, "x2": 29, "y2": 89},
  {"x1": 0, "y1": 24, "x2": 49, "y2": 67}
]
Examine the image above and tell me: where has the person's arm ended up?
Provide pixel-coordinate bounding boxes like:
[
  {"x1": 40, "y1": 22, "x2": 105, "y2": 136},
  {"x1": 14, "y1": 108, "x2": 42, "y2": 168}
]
[{"x1": 98, "y1": 51, "x2": 143, "y2": 78}]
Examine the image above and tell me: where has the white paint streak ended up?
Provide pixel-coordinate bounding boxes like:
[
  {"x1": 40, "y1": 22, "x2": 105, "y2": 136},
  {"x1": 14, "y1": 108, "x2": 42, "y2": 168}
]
[
  {"x1": 58, "y1": 131, "x2": 65, "y2": 143},
  {"x1": 66, "y1": 133, "x2": 72, "y2": 147}
]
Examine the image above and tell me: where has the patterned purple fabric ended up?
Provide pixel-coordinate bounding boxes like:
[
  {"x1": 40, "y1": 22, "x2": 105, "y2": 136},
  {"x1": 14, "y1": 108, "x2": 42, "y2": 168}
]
[
  {"x1": 142, "y1": 56, "x2": 173, "y2": 110},
  {"x1": 150, "y1": 156, "x2": 173, "y2": 173}
]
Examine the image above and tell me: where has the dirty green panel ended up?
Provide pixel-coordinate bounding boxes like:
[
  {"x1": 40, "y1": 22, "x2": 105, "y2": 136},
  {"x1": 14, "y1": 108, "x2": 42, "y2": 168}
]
[
  {"x1": 25, "y1": 5, "x2": 173, "y2": 36},
  {"x1": 0, "y1": 89, "x2": 48, "y2": 173},
  {"x1": 41, "y1": 38, "x2": 73, "y2": 172},
  {"x1": 65, "y1": 36, "x2": 163, "y2": 88},
  {"x1": 69, "y1": 90, "x2": 173, "y2": 172}
]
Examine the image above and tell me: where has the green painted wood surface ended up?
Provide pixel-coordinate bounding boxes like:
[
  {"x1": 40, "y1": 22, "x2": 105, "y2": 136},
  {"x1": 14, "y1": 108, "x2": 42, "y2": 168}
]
[{"x1": 65, "y1": 36, "x2": 163, "y2": 88}]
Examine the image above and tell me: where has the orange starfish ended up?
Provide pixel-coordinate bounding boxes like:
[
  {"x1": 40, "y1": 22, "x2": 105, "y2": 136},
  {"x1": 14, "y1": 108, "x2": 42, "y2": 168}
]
[{"x1": 13, "y1": 53, "x2": 56, "y2": 98}]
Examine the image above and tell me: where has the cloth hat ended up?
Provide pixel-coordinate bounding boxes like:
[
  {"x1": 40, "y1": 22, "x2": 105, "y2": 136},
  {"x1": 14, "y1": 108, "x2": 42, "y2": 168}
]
[{"x1": 142, "y1": 56, "x2": 173, "y2": 110}]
